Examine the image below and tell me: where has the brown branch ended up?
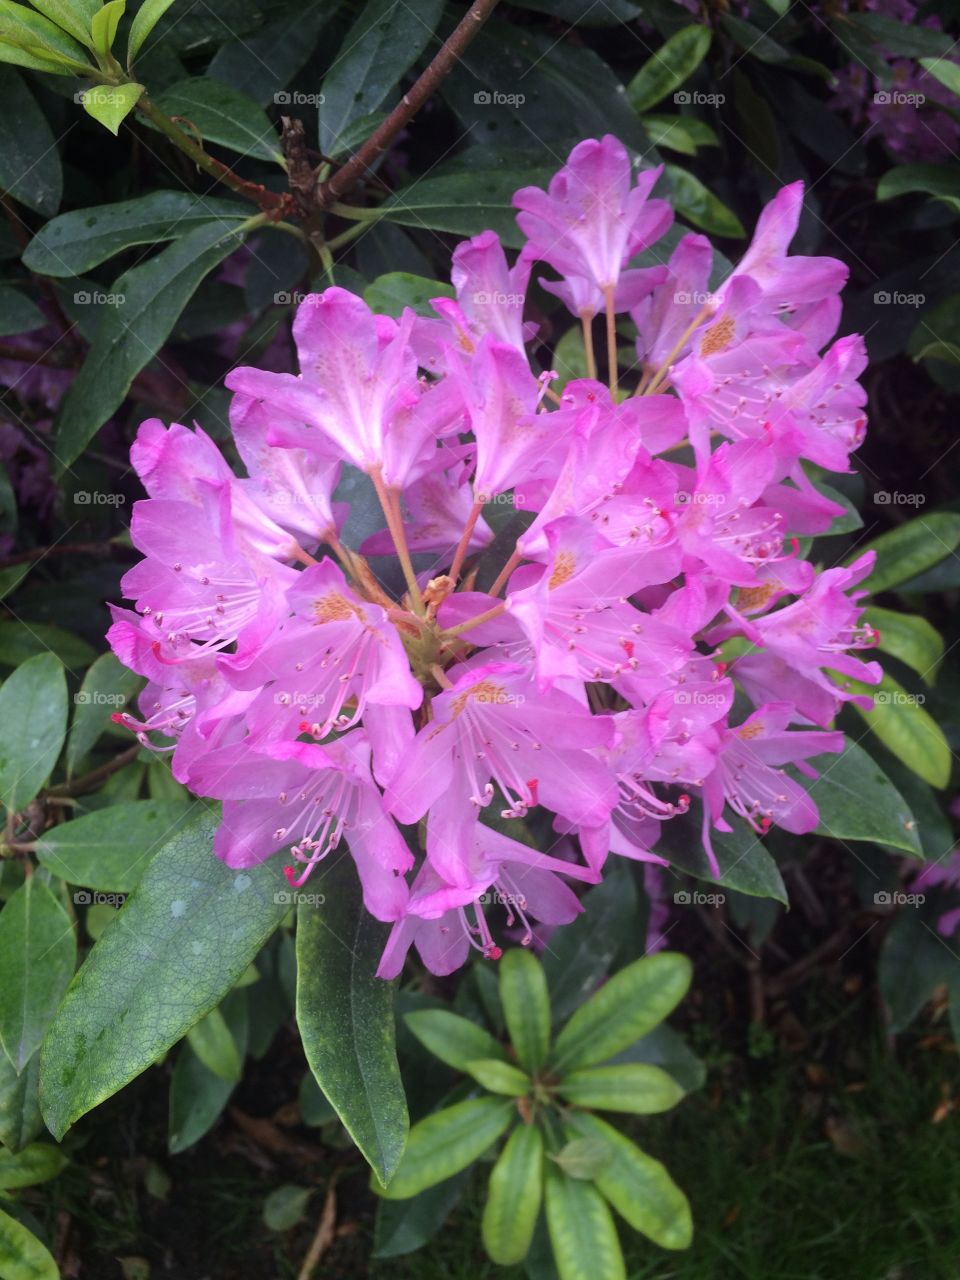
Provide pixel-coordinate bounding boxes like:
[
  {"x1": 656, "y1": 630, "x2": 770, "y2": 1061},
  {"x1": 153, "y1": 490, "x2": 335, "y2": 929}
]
[
  {"x1": 47, "y1": 744, "x2": 141, "y2": 797},
  {"x1": 315, "y1": 0, "x2": 502, "y2": 208}
]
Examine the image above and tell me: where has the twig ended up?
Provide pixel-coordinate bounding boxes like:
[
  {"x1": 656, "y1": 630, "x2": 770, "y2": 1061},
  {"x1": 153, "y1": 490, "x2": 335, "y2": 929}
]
[
  {"x1": 296, "y1": 1180, "x2": 338, "y2": 1280},
  {"x1": 315, "y1": 0, "x2": 502, "y2": 207},
  {"x1": 46, "y1": 745, "x2": 141, "y2": 797}
]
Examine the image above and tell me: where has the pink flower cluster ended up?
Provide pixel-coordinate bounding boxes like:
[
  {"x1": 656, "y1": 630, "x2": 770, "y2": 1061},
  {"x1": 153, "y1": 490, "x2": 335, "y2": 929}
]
[{"x1": 109, "y1": 135, "x2": 881, "y2": 978}]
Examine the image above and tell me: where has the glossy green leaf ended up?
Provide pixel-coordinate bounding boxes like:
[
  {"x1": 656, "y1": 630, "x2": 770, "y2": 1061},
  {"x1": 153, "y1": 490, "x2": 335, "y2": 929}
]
[
  {"x1": 296, "y1": 856, "x2": 408, "y2": 1185},
  {"x1": 404, "y1": 1009, "x2": 507, "y2": 1072},
  {"x1": 542, "y1": 867, "x2": 638, "y2": 1023},
  {"x1": 206, "y1": 5, "x2": 331, "y2": 107},
  {"x1": 90, "y1": 0, "x2": 123, "y2": 54},
  {"x1": 186, "y1": 1006, "x2": 242, "y2": 1083},
  {"x1": 863, "y1": 607, "x2": 944, "y2": 685},
  {"x1": 319, "y1": 0, "x2": 444, "y2": 154},
  {"x1": 499, "y1": 948, "x2": 550, "y2": 1073},
  {"x1": 167, "y1": 1044, "x2": 233, "y2": 1154},
  {"x1": 81, "y1": 82, "x2": 144, "y2": 135},
  {"x1": 0, "y1": 878, "x2": 75, "y2": 1073},
  {"x1": 0, "y1": 652, "x2": 67, "y2": 814},
  {"x1": 0, "y1": 71, "x2": 61, "y2": 218},
  {"x1": 35, "y1": 801, "x2": 195, "y2": 893},
  {"x1": 364, "y1": 272, "x2": 453, "y2": 318},
  {"x1": 298, "y1": 1071, "x2": 336, "y2": 1126},
  {"x1": 878, "y1": 163, "x2": 960, "y2": 212},
  {"x1": 127, "y1": 0, "x2": 177, "y2": 64},
  {"x1": 919, "y1": 57, "x2": 960, "y2": 98},
  {"x1": 606, "y1": 1024, "x2": 706, "y2": 1094},
  {"x1": 666, "y1": 166, "x2": 745, "y2": 238},
  {"x1": 482, "y1": 1123, "x2": 543, "y2": 1265},
  {"x1": 24, "y1": 191, "x2": 248, "y2": 279},
  {"x1": 66, "y1": 652, "x2": 143, "y2": 774},
  {"x1": 0, "y1": 1205, "x2": 59, "y2": 1280},
  {"x1": 379, "y1": 168, "x2": 553, "y2": 249},
  {"x1": 0, "y1": 0, "x2": 92, "y2": 75},
  {"x1": 627, "y1": 27, "x2": 711, "y2": 114},
  {"x1": 553, "y1": 952, "x2": 692, "y2": 1074},
  {"x1": 855, "y1": 513, "x2": 960, "y2": 593},
  {"x1": 263, "y1": 1184, "x2": 312, "y2": 1231},
  {"x1": 464, "y1": 1058, "x2": 530, "y2": 1097},
  {"x1": 655, "y1": 807, "x2": 788, "y2": 902},
  {"x1": 0, "y1": 287, "x2": 45, "y2": 337},
  {"x1": 640, "y1": 114, "x2": 719, "y2": 156},
  {"x1": 375, "y1": 1097, "x2": 513, "y2": 1200},
  {"x1": 879, "y1": 908, "x2": 956, "y2": 1032},
  {"x1": 0, "y1": 1143, "x2": 66, "y2": 1189},
  {"x1": 153, "y1": 78, "x2": 283, "y2": 164},
  {"x1": 53, "y1": 219, "x2": 251, "y2": 470},
  {"x1": 800, "y1": 740, "x2": 923, "y2": 854},
  {"x1": 0, "y1": 622, "x2": 95, "y2": 670},
  {"x1": 544, "y1": 1163, "x2": 626, "y2": 1280},
  {"x1": 39, "y1": 811, "x2": 288, "y2": 1139},
  {"x1": 557, "y1": 1063, "x2": 684, "y2": 1114},
  {"x1": 373, "y1": 1171, "x2": 469, "y2": 1259},
  {"x1": 853, "y1": 672, "x2": 952, "y2": 790},
  {"x1": 552, "y1": 1135, "x2": 611, "y2": 1180},
  {"x1": 29, "y1": 0, "x2": 91, "y2": 43},
  {"x1": 568, "y1": 1112, "x2": 692, "y2": 1249},
  {"x1": 0, "y1": 1051, "x2": 43, "y2": 1152}
]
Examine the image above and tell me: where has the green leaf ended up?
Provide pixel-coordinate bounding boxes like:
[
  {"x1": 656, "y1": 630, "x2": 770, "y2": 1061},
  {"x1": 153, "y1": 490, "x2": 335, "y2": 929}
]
[
  {"x1": 463, "y1": 1058, "x2": 530, "y2": 1097},
  {"x1": 640, "y1": 114, "x2": 718, "y2": 156},
  {"x1": 375, "y1": 1097, "x2": 514, "y2": 1200},
  {"x1": 373, "y1": 1172, "x2": 469, "y2": 1259},
  {"x1": 856, "y1": 513, "x2": 960, "y2": 594},
  {"x1": 80, "y1": 81, "x2": 144, "y2": 135},
  {"x1": 35, "y1": 801, "x2": 195, "y2": 893},
  {"x1": 609, "y1": 1024, "x2": 706, "y2": 1094},
  {"x1": 877, "y1": 163, "x2": 960, "y2": 212},
  {"x1": 0, "y1": 1051, "x2": 43, "y2": 1152},
  {"x1": 499, "y1": 948, "x2": 550, "y2": 1073},
  {"x1": 919, "y1": 56, "x2": 960, "y2": 98},
  {"x1": 721, "y1": 14, "x2": 830, "y2": 77},
  {"x1": 0, "y1": 653, "x2": 67, "y2": 814},
  {"x1": 853, "y1": 672, "x2": 952, "y2": 790},
  {"x1": 666, "y1": 166, "x2": 745, "y2": 238},
  {"x1": 0, "y1": 878, "x2": 76, "y2": 1073},
  {"x1": 66, "y1": 652, "x2": 143, "y2": 774},
  {"x1": 319, "y1": 0, "x2": 444, "y2": 154},
  {"x1": 90, "y1": 0, "x2": 123, "y2": 54},
  {"x1": 552, "y1": 1136, "x2": 612, "y2": 1180},
  {"x1": 0, "y1": 287, "x2": 45, "y2": 337},
  {"x1": 567, "y1": 1112, "x2": 692, "y2": 1250},
  {"x1": 626, "y1": 26, "x2": 712, "y2": 114},
  {"x1": 552, "y1": 952, "x2": 692, "y2": 1074},
  {"x1": 482, "y1": 1123, "x2": 543, "y2": 1265},
  {"x1": 655, "y1": 807, "x2": 788, "y2": 902},
  {"x1": 152, "y1": 78, "x2": 283, "y2": 164},
  {"x1": 544, "y1": 1163, "x2": 626, "y2": 1280},
  {"x1": 0, "y1": 1205, "x2": 59, "y2": 1280},
  {"x1": 263, "y1": 1184, "x2": 312, "y2": 1232},
  {"x1": 0, "y1": 1143, "x2": 66, "y2": 1189},
  {"x1": 379, "y1": 168, "x2": 554, "y2": 250},
  {"x1": 863, "y1": 607, "x2": 944, "y2": 685},
  {"x1": 186, "y1": 1005, "x2": 242, "y2": 1083},
  {"x1": 24, "y1": 191, "x2": 248, "y2": 279},
  {"x1": 296, "y1": 857, "x2": 408, "y2": 1186},
  {"x1": 38, "y1": 811, "x2": 288, "y2": 1139},
  {"x1": 53, "y1": 219, "x2": 250, "y2": 470},
  {"x1": 29, "y1": 0, "x2": 91, "y2": 44},
  {"x1": 542, "y1": 867, "x2": 638, "y2": 1023},
  {"x1": 0, "y1": 0, "x2": 92, "y2": 75},
  {"x1": 364, "y1": 272, "x2": 453, "y2": 318},
  {"x1": 168, "y1": 1043, "x2": 234, "y2": 1154},
  {"x1": 126, "y1": 0, "x2": 176, "y2": 64},
  {"x1": 556, "y1": 1063, "x2": 684, "y2": 1114},
  {"x1": 298, "y1": 1071, "x2": 336, "y2": 1126},
  {"x1": 0, "y1": 622, "x2": 95, "y2": 670},
  {"x1": 800, "y1": 740, "x2": 923, "y2": 855},
  {"x1": 0, "y1": 70, "x2": 62, "y2": 217},
  {"x1": 404, "y1": 1009, "x2": 507, "y2": 1072},
  {"x1": 552, "y1": 325, "x2": 590, "y2": 385},
  {"x1": 848, "y1": 12, "x2": 954, "y2": 58},
  {"x1": 879, "y1": 907, "x2": 956, "y2": 1032}
]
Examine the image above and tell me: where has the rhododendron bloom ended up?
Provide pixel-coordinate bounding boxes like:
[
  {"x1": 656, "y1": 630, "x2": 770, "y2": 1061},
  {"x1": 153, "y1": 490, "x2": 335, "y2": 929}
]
[{"x1": 110, "y1": 135, "x2": 880, "y2": 978}]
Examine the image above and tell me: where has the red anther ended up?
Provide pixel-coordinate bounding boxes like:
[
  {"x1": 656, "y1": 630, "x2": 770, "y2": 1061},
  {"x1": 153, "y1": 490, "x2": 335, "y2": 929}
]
[
  {"x1": 758, "y1": 817, "x2": 772, "y2": 833},
  {"x1": 527, "y1": 779, "x2": 539, "y2": 805},
  {"x1": 790, "y1": 537, "x2": 800, "y2": 556},
  {"x1": 283, "y1": 865, "x2": 298, "y2": 886},
  {"x1": 679, "y1": 793, "x2": 691, "y2": 807},
  {"x1": 485, "y1": 944, "x2": 503, "y2": 961},
  {"x1": 299, "y1": 721, "x2": 310, "y2": 733},
  {"x1": 621, "y1": 639, "x2": 635, "y2": 658},
  {"x1": 110, "y1": 712, "x2": 127, "y2": 725},
  {"x1": 715, "y1": 661, "x2": 729, "y2": 676}
]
